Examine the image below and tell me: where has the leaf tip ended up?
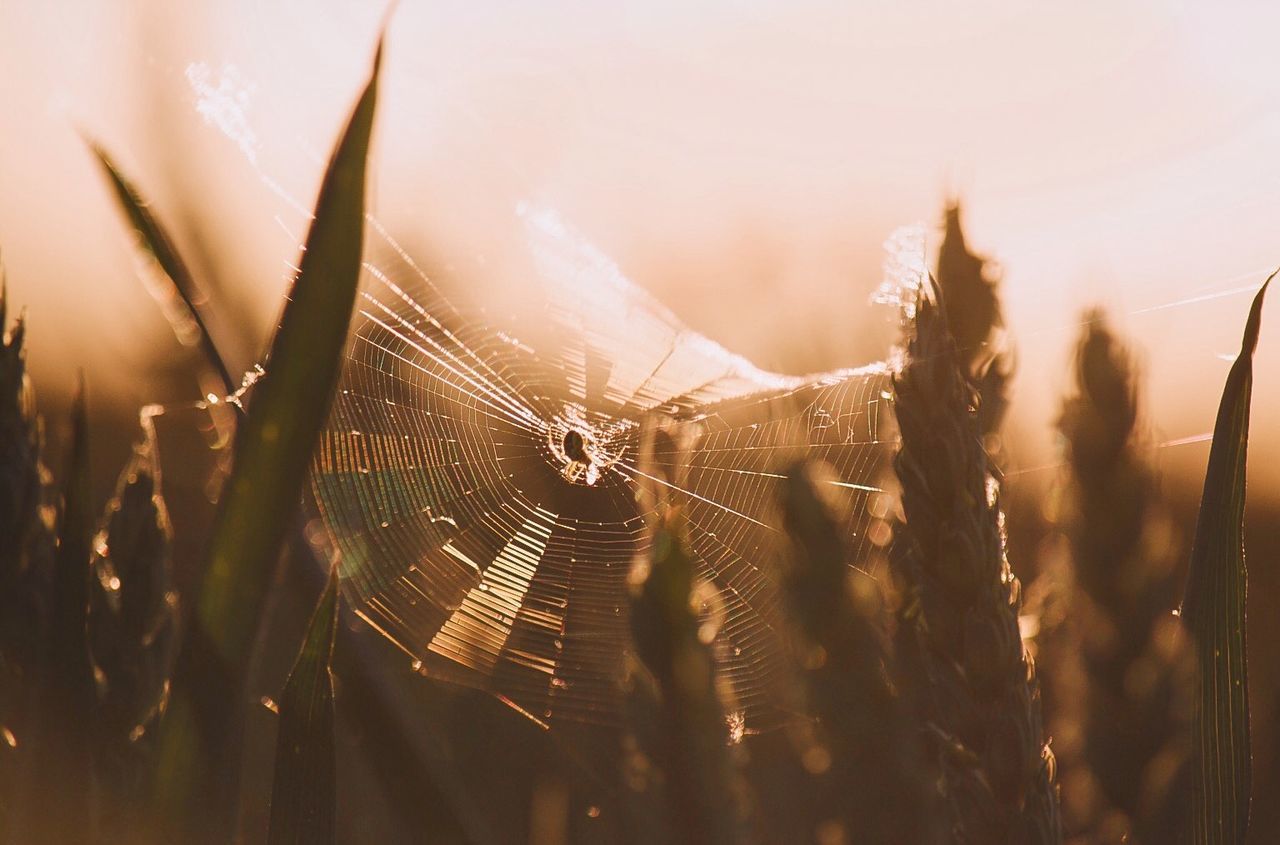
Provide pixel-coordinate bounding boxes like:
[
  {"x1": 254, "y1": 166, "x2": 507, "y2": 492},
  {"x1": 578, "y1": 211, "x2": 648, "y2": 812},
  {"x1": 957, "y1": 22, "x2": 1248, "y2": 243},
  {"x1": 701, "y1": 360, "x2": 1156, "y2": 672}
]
[
  {"x1": 375, "y1": 2, "x2": 398, "y2": 59},
  {"x1": 1241, "y1": 268, "x2": 1274, "y2": 357},
  {"x1": 79, "y1": 131, "x2": 119, "y2": 184}
]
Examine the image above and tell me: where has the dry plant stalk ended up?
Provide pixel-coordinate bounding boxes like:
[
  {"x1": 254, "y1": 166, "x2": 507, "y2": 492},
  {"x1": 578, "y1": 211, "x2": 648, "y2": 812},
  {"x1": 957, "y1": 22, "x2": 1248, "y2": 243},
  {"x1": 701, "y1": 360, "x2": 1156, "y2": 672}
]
[
  {"x1": 22, "y1": 383, "x2": 97, "y2": 842},
  {"x1": 936, "y1": 202, "x2": 1010, "y2": 439},
  {"x1": 0, "y1": 285, "x2": 55, "y2": 837},
  {"x1": 1055, "y1": 313, "x2": 1191, "y2": 843},
  {"x1": 625, "y1": 421, "x2": 752, "y2": 845},
  {"x1": 88, "y1": 429, "x2": 181, "y2": 840},
  {"x1": 890, "y1": 285, "x2": 1060, "y2": 844},
  {"x1": 779, "y1": 461, "x2": 942, "y2": 844}
]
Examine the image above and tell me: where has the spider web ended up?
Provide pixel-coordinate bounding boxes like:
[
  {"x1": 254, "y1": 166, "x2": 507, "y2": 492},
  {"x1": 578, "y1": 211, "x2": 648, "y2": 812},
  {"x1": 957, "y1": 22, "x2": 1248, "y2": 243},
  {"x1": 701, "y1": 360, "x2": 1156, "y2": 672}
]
[{"x1": 308, "y1": 205, "x2": 897, "y2": 731}]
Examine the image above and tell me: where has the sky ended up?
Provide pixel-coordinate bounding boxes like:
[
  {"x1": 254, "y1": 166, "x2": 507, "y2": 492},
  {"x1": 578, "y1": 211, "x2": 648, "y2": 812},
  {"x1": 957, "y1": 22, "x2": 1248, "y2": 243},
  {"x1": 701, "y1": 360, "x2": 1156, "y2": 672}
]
[{"x1": 2, "y1": 1, "x2": 1280, "y2": 496}]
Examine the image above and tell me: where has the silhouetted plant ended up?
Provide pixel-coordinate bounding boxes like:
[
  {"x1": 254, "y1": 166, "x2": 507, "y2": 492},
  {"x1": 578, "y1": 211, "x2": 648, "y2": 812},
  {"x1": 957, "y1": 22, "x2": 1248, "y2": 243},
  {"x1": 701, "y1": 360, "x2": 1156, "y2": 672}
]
[
  {"x1": 22, "y1": 385, "x2": 96, "y2": 843},
  {"x1": 890, "y1": 283, "x2": 1060, "y2": 844},
  {"x1": 936, "y1": 202, "x2": 1011, "y2": 439},
  {"x1": 268, "y1": 566, "x2": 339, "y2": 845},
  {"x1": 1178, "y1": 277, "x2": 1270, "y2": 844},
  {"x1": 1051, "y1": 311, "x2": 1192, "y2": 844},
  {"x1": 0, "y1": 285, "x2": 55, "y2": 838},
  {"x1": 88, "y1": 430, "x2": 181, "y2": 841},
  {"x1": 779, "y1": 460, "x2": 942, "y2": 844},
  {"x1": 627, "y1": 424, "x2": 752, "y2": 845},
  {"x1": 0, "y1": 26, "x2": 1274, "y2": 841}
]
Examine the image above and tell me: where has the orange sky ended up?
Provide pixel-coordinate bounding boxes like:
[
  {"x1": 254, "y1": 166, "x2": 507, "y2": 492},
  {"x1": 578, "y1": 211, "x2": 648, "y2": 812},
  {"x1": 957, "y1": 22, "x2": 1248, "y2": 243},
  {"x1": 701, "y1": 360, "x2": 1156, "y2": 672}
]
[{"x1": 2, "y1": 2, "x2": 1279, "y2": 497}]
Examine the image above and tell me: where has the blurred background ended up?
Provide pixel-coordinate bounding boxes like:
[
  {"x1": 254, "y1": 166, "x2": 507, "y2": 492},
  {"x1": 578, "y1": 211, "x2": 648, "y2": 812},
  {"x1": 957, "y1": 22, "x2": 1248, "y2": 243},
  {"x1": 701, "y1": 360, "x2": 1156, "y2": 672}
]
[
  {"x1": 4, "y1": 2, "x2": 1280, "y2": 490},
  {"x1": 3, "y1": 2, "x2": 1280, "y2": 842}
]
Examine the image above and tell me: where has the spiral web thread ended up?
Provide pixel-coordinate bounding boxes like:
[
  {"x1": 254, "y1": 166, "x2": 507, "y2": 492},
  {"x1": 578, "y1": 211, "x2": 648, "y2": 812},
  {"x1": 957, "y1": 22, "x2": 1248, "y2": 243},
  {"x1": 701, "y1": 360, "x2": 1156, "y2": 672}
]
[{"x1": 309, "y1": 207, "x2": 900, "y2": 730}]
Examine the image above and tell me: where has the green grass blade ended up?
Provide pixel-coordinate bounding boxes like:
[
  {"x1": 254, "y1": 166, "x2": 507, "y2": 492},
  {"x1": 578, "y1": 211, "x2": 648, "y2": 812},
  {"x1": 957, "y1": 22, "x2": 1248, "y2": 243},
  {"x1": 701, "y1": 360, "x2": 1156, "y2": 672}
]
[
  {"x1": 87, "y1": 141, "x2": 237, "y2": 397},
  {"x1": 268, "y1": 567, "x2": 339, "y2": 845},
  {"x1": 196, "y1": 38, "x2": 380, "y2": 670},
  {"x1": 1180, "y1": 272, "x2": 1272, "y2": 844}
]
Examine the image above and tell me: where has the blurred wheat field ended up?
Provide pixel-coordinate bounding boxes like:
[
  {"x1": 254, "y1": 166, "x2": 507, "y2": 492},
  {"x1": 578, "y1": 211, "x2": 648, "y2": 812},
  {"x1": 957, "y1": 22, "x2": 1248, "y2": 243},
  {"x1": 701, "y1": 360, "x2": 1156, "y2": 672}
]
[{"x1": 1, "y1": 4, "x2": 1280, "y2": 845}]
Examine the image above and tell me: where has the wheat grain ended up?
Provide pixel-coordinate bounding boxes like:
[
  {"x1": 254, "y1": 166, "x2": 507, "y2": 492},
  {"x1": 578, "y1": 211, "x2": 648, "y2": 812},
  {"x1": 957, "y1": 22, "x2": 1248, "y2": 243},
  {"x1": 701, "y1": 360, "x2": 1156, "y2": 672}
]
[{"x1": 890, "y1": 284, "x2": 1060, "y2": 844}]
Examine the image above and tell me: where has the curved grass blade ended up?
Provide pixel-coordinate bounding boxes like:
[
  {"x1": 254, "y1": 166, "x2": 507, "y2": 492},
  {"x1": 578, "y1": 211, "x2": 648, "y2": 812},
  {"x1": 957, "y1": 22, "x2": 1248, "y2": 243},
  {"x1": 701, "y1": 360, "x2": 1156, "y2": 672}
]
[
  {"x1": 87, "y1": 141, "x2": 237, "y2": 397},
  {"x1": 1179, "y1": 272, "x2": 1272, "y2": 844},
  {"x1": 196, "y1": 37, "x2": 380, "y2": 673},
  {"x1": 268, "y1": 566, "x2": 339, "y2": 845}
]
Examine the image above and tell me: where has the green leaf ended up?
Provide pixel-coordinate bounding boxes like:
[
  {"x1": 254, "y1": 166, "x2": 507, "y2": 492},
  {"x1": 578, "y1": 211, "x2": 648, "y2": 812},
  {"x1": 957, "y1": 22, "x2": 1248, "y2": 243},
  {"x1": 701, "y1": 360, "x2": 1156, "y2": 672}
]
[
  {"x1": 268, "y1": 566, "x2": 339, "y2": 845},
  {"x1": 1180, "y1": 272, "x2": 1272, "y2": 844},
  {"x1": 196, "y1": 38, "x2": 381, "y2": 670},
  {"x1": 87, "y1": 141, "x2": 237, "y2": 397}
]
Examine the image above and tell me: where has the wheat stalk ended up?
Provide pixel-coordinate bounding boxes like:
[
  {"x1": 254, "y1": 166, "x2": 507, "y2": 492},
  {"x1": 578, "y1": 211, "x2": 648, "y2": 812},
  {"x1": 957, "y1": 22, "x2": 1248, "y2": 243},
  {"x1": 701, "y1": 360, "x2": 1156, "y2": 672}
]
[
  {"x1": 0, "y1": 282, "x2": 56, "y2": 838},
  {"x1": 1054, "y1": 312, "x2": 1191, "y2": 844},
  {"x1": 625, "y1": 421, "x2": 753, "y2": 845},
  {"x1": 890, "y1": 284, "x2": 1060, "y2": 843},
  {"x1": 779, "y1": 460, "x2": 943, "y2": 844},
  {"x1": 87, "y1": 425, "x2": 181, "y2": 841},
  {"x1": 936, "y1": 202, "x2": 1010, "y2": 439}
]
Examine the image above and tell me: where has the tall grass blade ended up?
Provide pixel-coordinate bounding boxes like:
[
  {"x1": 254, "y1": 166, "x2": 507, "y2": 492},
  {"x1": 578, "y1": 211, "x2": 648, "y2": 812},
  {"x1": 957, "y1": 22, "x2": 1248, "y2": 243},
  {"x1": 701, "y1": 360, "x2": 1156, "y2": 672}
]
[
  {"x1": 196, "y1": 37, "x2": 380, "y2": 674},
  {"x1": 87, "y1": 142, "x2": 237, "y2": 397},
  {"x1": 268, "y1": 566, "x2": 339, "y2": 845},
  {"x1": 175, "y1": 37, "x2": 379, "y2": 839},
  {"x1": 99, "y1": 40, "x2": 467, "y2": 839},
  {"x1": 1179, "y1": 274, "x2": 1272, "y2": 844}
]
